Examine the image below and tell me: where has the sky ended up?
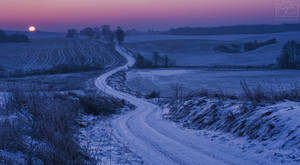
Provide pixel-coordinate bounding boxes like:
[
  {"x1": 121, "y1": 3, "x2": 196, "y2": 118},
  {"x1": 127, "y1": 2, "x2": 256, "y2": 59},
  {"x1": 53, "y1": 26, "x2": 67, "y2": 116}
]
[{"x1": 0, "y1": 0, "x2": 299, "y2": 31}]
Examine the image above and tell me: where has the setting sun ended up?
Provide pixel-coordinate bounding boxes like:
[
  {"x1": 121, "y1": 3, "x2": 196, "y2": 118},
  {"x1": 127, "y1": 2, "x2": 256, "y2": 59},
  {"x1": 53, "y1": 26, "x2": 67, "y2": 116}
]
[{"x1": 28, "y1": 26, "x2": 36, "y2": 32}]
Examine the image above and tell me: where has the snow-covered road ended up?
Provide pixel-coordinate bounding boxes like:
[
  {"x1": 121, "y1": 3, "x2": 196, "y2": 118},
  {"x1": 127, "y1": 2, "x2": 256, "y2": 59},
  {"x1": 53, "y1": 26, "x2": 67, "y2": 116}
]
[{"x1": 95, "y1": 46, "x2": 274, "y2": 165}]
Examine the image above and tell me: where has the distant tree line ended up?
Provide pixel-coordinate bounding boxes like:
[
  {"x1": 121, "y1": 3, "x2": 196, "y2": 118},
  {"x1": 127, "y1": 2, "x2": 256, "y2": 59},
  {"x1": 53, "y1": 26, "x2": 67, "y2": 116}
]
[
  {"x1": 134, "y1": 52, "x2": 176, "y2": 68},
  {"x1": 244, "y1": 39, "x2": 277, "y2": 52},
  {"x1": 277, "y1": 40, "x2": 300, "y2": 69},
  {"x1": 66, "y1": 25, "x2": 125, "y2": 44},
  {"x1": 214, "y1": 39, "x2": 277, "y2": 54},
  {"x1": 165, "y1": 24, "x2": 300, "y2": 35},
  {"x1": 0, "y1": 30, "x2": 30, "y2": 43},
  {"x1": 214, "y1": 44, "x2": 241, "y2": 54}
]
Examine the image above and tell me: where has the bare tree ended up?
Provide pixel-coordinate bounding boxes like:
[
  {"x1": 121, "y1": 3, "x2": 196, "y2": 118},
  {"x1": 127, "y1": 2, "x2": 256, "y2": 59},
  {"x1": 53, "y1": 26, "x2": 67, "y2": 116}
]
[
  {"x1": 152, "y1": 52, "x2": 160, "y2": 67},
  {"x1": 80, "y1": 27, "x2": 95, "y2": 38},
  {"x1": 277, "y1": 40, "x2": 298, "y2": 69},
  {"x1": 101, "y1": 25, "x2": 114, "y2": 44},
  {"x1": 66, "y1": 29, "x2": 77, "y2": 38},
  {"x1": 115, "y1": 26, "x2": 125, "y2": 44}
]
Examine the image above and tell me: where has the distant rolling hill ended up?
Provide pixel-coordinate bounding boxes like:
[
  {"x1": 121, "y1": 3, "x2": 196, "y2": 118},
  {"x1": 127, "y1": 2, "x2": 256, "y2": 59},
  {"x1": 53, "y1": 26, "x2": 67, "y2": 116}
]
[{"x1": 164, "y1": 23, "x2": 300, "y2": 35}]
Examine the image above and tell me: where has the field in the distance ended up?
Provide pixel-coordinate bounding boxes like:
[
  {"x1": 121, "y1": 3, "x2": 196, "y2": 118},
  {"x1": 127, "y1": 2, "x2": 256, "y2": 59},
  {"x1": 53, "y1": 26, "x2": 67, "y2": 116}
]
[
  {"x1": 125, "y1": 31, "x2": 300, "y2": 67},
  {"x1": 125, "y1": 69, "x2": 300, "y2": 97},
  {"x1": 0, "y1": 32, "x2": 122, "y2": 77}
]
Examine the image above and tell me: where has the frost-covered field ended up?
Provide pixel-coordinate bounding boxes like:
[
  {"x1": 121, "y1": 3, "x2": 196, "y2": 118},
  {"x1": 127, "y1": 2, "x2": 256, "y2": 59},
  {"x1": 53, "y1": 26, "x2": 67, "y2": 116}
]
[
  {"x1": 0, "y1": 33, "x2": 121, "y2": 76},
  {"x1": 162, "y1": 96, "x2": 300, "y2": 164},
  {"x1": 125, "y1": 31, "x2": 300, "y2": 66},
  {"x1": 125, "y1": 69, "x2": 300, "y2": 97},
  {"x1": 125, "y1": 34, "x2": 256, "y2": 43}
]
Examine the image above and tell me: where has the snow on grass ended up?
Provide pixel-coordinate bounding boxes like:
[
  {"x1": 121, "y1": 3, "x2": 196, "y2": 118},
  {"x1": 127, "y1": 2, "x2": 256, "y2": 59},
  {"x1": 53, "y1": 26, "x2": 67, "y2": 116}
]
[
  {"x1": 0, "y1": 36, "x2": 121, "y2": 77},
  {"x1": 126, "y1": 31, "x2": 300, "y2": 43},
  {"x1": 125, "y1": 68, "x2": 300, "y2": 97},
  {"x1": 0, "y1": 150, "x2": 26, "y2": 165},
  {"x1": 125, "y1": 34, "x2": 255, "y2": 43},
  {"x1": 163, "y1": 96, "x2": 300, "y2": 164},
  {"x1": 78, "y1": 114, "x2": 144, "y2": 165},
  {"x1": 126, "y1": 31, "x2": 300, "y2": 67}
]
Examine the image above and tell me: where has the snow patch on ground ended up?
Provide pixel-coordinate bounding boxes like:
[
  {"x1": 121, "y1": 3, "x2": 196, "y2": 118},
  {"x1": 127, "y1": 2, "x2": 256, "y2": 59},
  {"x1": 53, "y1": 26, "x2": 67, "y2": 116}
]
[
  {"x1": 163, "y1": 97, "x2": 300, "y2": 164},
  {"x1": 78, "y1": 113, "x2": 144, "y2": 165}
]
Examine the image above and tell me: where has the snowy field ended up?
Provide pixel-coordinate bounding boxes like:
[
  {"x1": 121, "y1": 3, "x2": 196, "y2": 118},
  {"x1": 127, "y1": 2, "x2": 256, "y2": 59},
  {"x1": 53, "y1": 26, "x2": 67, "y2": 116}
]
[
  {"x1": 125, "y1": 31, "x2": 300, "y2": 66},
  {"x1": 0, "y1": 32, "x2": 121, "y2": 75},
  {"x1": 125, "y1": 69, "x2": 300, "y2": 97}
]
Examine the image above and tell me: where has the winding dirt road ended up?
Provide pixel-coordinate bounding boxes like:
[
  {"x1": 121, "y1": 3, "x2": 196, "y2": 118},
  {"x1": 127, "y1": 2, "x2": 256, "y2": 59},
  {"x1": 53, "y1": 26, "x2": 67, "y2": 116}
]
[{"x1": 95, "y1": 46, "x2": 272, "y2": 165}]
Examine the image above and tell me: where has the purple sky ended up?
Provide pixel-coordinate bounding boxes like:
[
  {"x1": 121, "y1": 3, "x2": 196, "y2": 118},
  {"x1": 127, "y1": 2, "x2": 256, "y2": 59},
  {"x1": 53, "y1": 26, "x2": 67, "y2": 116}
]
[{"x1": 0, "y1": 0, "x2": 299, "y2": 31}]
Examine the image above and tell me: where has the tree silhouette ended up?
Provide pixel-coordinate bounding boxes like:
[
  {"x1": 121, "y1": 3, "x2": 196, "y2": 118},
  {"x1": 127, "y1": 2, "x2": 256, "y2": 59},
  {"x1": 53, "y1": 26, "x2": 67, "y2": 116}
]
[
  {"x1": 277, "y1": 41, "x2": 298, "y2": 69},
  {"x1": 66, "y1": 29, "x2": 77, "y2": 38},
  {"x1": 80, "y1": 27, "x2": 95, "y2": 38},
  {"x1": 101, "y1": 25, "x2": 114, "y2": 44},
  {"x1": 115, "y1": 26, "x2": 125, "y2": 44},
  {"x1": 152, "y1": 52, "x2": 160, "y2": 67},
  {"x1": 0, "y1": 30, "x2": 7, "y2": 42}
]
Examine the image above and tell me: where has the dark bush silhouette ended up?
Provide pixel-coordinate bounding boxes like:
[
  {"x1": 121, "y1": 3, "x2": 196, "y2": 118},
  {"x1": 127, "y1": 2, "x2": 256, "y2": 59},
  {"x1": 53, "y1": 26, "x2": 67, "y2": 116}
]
[
  {"x1": 135, "y1": 54, "x2": 153, "y2": 68},
  {"x1": 214, "y1": 44, "x2": 241, "y2": 53},
  {"x1": 102, "y1": 25, "x2": 114, "y2": 44},
  {"x1": 146, "y1": 91, "x2": 160, "y2": 99},
  {"x1": 115, "y1": 26, "x2": 125, "y2": 44},
  {"x1": 80, "y1": 27, "x2": 95, "y2": 38},
  {"x1": 78, "y1": 94, "x2": 124, "y2": 116},
  {"x1": 0, "y1": 29, "x2": 7, "y2": 42},
  {"x1": 277, "y1": 40, "x2": 300, "y2": 69},
  {"x1": 135, "y1": 52, "x2": 176, "y2": 68},
  {"x1": 66, "y1": 29, "x2": 78, "y2": 38},
  {"x1": 0, "y1": 30, "x2": 30, "y2": 43},
  {"x1": 244, "y1": 39, "x2": 276, "y2": 52}
]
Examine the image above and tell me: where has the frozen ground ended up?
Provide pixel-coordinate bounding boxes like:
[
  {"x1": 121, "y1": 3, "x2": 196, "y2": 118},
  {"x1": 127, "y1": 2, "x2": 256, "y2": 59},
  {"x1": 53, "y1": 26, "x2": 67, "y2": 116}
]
[
  {"x1": 162, "y1": 97, "x2": 300, "y2": 164},
  {"x1": 125, "y1": 68, "x2": 300, "y2": 97},
  {"x1": 125, "y1": 34, "x2": 255, "y2": 43},
  {"x1": 0, "y1": 33, "x2": 121, "y2": 76},
  {"x1": 78, "y1": 114, "x2": 144, "y2": 165},
  {"x1": 93, "y1": 46, "x2": 298, "y2": 165},
  {"x1": 125, "y1": 31, "x2": 300, "y2": 66}
]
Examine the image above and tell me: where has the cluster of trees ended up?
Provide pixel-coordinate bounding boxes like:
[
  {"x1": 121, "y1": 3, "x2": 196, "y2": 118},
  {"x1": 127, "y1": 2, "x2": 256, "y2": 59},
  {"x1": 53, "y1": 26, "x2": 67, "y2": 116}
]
[
  {"x1": 165, "y1": 24, "x2": 300, "y2": 35},
  {"x1": 134, "y1": 52, "x2": 176, "y2": 68},
  {"x1": 214, "y1": 39, "x2": 277, "y2": 54},
  {"x1": 277, "y1": 40, "x2": 300, "y2": 69},
  {"x1": 214, "y1": 44, "x2": 241, "y2": 54},
  {"x1": 244, "y1": 39, "x2": 277, "y2": 52},
  {"x1": 0, "y1": 30, "x2": 30, "y2": 43},
  {"x1": 66, "y1": 25, "x2": 125, "y2": 44}
]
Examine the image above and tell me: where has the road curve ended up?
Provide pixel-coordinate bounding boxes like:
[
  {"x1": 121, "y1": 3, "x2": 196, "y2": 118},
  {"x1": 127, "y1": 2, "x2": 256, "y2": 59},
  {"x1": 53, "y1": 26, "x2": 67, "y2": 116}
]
[{"x1": 95, "y1": 46, "x2": 265, "y2": 165}]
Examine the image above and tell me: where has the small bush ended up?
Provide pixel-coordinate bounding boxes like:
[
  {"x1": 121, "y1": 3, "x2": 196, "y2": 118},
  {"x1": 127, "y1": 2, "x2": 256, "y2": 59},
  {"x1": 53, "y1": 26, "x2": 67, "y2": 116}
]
[
  {"x1": 277, "y1": 40, "x2": 299, "y2": 69},
  {"x1": 0, "y1": 30, "x2": 7, "y2": 42},
  {"x1": 146, "y1": 91, "x2": 160, "y2": 99},
  {"x1": 78, "y1": 94, "x2": 124, "y2": 116},
  {"x1": 134, "y1": 53, "x2": 176, "y2": 68},
  {"x1": 244, "y1": 38, "x2": 276, "y2": 52},
  {"x1": 0, "y1": 89, "x2": 91, "y2": 164},
  {"x1": 214, "y1": 44, "x2": 241, "y2": 53},
  {"x1": 240, "y1": 80, "x2": 300, "y2": 103},
  {"x1": 134, "y1": 54, "x2": 153, "y2": 68},
  {"x1": 66, "y1": 29, "x2": 78, "y2": 38}
]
